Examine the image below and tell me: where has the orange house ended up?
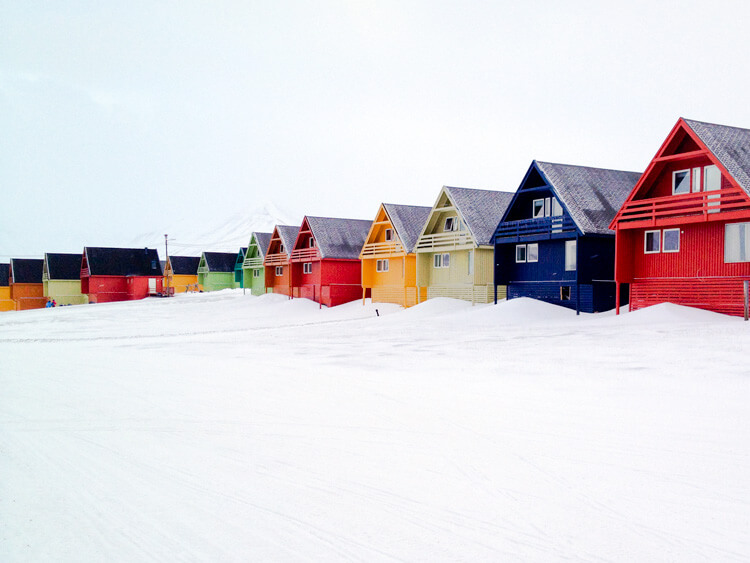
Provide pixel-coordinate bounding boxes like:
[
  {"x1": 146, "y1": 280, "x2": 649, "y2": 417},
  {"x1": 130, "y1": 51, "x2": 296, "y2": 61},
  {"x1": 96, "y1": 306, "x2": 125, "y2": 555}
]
[
  {"x1": 9, "y1": 258, "x2": 46, "y2": 310},
  {"x1": 264, "y1": 225, "x2": 299, "y2": 296},
  {"x1": 0, "y1": 263, "x2": 15, "y2": 312},
  {"x1": 360, "y1": 203, "x2": 431, "y2": 307}
]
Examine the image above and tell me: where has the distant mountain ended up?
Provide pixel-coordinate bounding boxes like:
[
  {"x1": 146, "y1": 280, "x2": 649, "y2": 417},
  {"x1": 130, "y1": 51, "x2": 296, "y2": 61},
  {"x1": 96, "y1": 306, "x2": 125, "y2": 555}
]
[{"x1": 129, "y1": 201, "x2": 299, "y2": 256}]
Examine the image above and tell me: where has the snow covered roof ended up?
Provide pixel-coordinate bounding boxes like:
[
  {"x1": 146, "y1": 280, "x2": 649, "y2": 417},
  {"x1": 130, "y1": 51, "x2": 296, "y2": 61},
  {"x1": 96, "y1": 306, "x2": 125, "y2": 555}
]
[
  {"x1": 535, "y1": 161, "x2": 641, "y2": 235},
  {"x1": 45, "y1": 253, "x2": 82, "y2": 280},
  {"x1": 684, "y1": 118, "x2": 750, "y2": 196},
  {"x1": 305, "y1": 216, "x2": 372, "y2": 259},
  {"x1": 10, "y1": 258, "x2": 45, "y2": 284},
  {"x1": 202, "y1": 252, "x2": 237, "y2": 273},
  {"x1": 444, "y1": 187, "x2": 515, "y2": 245},
  {"x1": 382, "y1": 203, "x2": 432, "y2": 253},
  {"x1": 84, "y1": 247, "x2": 162, "y2": 277},
  {"x1": 169, "y1": 256, "x2": 200, "y2": 275}
]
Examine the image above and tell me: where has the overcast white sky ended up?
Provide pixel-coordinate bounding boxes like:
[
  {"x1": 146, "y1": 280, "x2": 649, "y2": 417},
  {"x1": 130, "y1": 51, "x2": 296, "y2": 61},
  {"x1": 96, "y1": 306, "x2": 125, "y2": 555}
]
[{"x1": 3, "y1": 1, "x2": 750, "y2": 257}]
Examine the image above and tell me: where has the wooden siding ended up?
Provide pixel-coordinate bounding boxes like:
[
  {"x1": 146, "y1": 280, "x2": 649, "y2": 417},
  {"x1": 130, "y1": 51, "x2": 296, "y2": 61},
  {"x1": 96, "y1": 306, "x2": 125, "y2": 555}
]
[
  {"x1": 10, "y1": 283, "x2": 46, "y2": 310},
  {"x1": 371, "y1": 285, "x2": 425, "y2": 307},
  {"x1": 417, "y1": 247, "x2": 495, "y2": 303},
  {"x1": 266, "y1": 263, "x2": 292, "y2": 296},
  {"x1": 44, "y1": 280, "x2": 88, "y2": 305},
  {"x1": 243, "y1": 268, "x2": 266, "y2": 296},
  {"x1": 0, "y1": 287, "x2": 15, "y2": 312},
  {"x1": 198, "y1": 272, "x2": 236, "y2": 292},
  {"x1": 631, "y1": 278, "x2": 749, "y2": 316},
  {"x1": 168, "y1": 274, "x2": 201, "y2": 293},
  {"x1": 426, "y1": 284, "x2": 502, "y2": 303},
  {"x1": 85, "y1": 276, "x2": 162, "y2": 303},
  {"x1": 507, "y1": 281, "x2": 618, "y2": 313}
]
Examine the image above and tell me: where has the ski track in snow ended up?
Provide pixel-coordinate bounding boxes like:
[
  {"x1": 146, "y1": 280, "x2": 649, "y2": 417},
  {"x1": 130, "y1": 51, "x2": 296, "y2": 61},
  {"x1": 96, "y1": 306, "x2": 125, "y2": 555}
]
[{"x1": 1, "y1": 292, "x2": 749, "y2": 561}]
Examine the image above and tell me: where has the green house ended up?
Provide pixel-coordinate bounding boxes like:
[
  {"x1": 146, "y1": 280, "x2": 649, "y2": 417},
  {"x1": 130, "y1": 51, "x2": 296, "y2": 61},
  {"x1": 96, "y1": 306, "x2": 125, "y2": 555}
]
[
  {"x1": 197, "y1": 252, "x2": 238, "y2": 292},
  {"x1": 43, "y1": 253, "x2": 88, "y2": 305},
  {"x1": 241, "y1": 232, "x2": 272, "y2": 295},
  {"x1": 234, "y1": 247, "x2": 247, "y2": 289}
]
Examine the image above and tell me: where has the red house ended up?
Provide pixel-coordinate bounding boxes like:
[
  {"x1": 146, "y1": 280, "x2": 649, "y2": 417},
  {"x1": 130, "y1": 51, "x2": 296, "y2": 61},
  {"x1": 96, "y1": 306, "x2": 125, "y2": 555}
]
[
  {"x1": 611, "y1": 118, "x2": 750, "y2": 316},
  {"x1": 81, "y1": 247, "x2": 163, "y2": 303},
  {"x1": 264, "y1": 225, "x2": 299, "y2": 296},
  {"x1": 290, "y1": 216, "x2": 372, "y2": 307}
]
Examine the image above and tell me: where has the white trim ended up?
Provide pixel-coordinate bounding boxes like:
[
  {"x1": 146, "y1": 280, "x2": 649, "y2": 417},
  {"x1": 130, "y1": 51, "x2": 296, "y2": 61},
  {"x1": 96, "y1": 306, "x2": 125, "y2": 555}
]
[
  {"x1": 644, "y1": 230, "x2": 661, "y2": 254},
  {"x1": 303, "y1": 262, "x2": 312, "y2": 274},
  {"x1": 253, "y1": 269, "x2": 261, "y2": 278},
  {"x1": 564, "y1": 240, "x2": 576, "y2": 271},
  {"x1": 532, "y1": 199, "x2": 545, "y2": 218},
  {"x1": 376, "y1": 259, "x2": 389, "y2": 272},
  {"x1": 527, "y1": 243, "x2": 539, "y2": 263},
  {"x1": 662, "y1": 228, "x2": 680, "y2": 253},
  {"x1": 308, "y1": 237, "x2": 315, "y2": 248},
  {"x1": 275, "y1": 266, "x2": 283, "y2": 276},
  {"x1": 443, "y1": 216, "x2": 456, "y2": 232},
  {"x1": 515, "y1": 244, "x2": 527, "y2": 263},
  {"x1": 672, "y1": 169, "x2": 691, "y2": 195}
]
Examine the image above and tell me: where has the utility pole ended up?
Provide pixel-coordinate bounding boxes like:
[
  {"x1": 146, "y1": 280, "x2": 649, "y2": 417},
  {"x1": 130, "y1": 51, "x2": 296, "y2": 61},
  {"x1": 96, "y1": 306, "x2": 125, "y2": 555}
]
[{"x1": 164, "y1": 234, "x2": 170, "y2": 296}]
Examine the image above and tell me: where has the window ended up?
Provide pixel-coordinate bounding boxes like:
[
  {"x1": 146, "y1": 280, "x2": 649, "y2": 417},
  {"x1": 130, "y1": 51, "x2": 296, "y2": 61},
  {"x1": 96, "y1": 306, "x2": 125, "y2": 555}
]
[
  {"x1": 551, "y1": 198, "x2": 563, "y2": 217},
  {"x1": 253, "y1": 269, "x2": 261, "y2": 278},
  {"x1": 532, "y1": 199, "x2": 545, "y2": 218},
  {"x1": 560, "y1": 286, "x2": 571, "y2": 301},
  {"x1": 279, "y1": 244, "x2": 285, "y2": 254},
  {"x1": 692, "y1": 167, "x2": 701, "y2": 192},
  {"x1": 275, "y1": 266, "x2": 283, "y2": 276},
  {"x1": 672, "y1": 169, "x2": 691, "y2": 195},
  {"x1": 308, "y1": 237, "x2": 315, "y2": 248},
  {"x1": 527, "y1": 243, "x2": 539, "y2": 263},
  {"x1": 663, "y1": 228, "x2": 680, "y2": 252},
  {"x1": 384, "y1": 229, "x2": 393, "y2": 241},
  {"x1": 444, "y1": 217, "x2": 457, "y2": 231},
  {"x1": 533, "y1": 197, "x2": 562, "y2": 218},
  {"x1": 565, "y1": 240, "x2": 577, "y2": 271},
  {"x1": 725, "y1": 222, "x2": 750, "y2": 263},
  {"x1": 705, "y1": 164, "x2": 721, "y2": 214},
  {"x1": 376, "y1": 259, "x2": 389, "y2": 272},
  {"x1": 467, "y1": 250, "x2": 474, "y2": 274},
  {"x1": 516, "y1": 244, "x2": 527, "y2": 263},
  {"x1": 433, "y1": 253, "x2": 450, "y2": 268},
  {"x1": 644, "y1": 230, "x2": 661, "y2": 253},
  {"x1": 303, "y1": 262, "x2": 312, "y2": 274}
]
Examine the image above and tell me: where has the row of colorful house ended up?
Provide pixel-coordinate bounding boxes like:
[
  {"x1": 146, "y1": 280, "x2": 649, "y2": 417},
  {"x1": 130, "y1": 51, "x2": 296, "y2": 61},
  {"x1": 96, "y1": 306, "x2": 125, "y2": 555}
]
[{"x1": 4, "y1": 117, "x2": 750, "y2": 316}]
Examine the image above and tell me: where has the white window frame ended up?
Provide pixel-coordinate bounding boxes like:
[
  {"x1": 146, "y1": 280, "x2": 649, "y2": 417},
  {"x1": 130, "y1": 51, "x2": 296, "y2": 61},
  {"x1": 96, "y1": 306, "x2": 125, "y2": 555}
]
[
  {"x1": 515, "y1": 244, "x2": 527, "y2": 263},
  {"x1": 308, "y1": 237, "x2": 315, "y2": 248},
  {"x1": 691, "y1": 167, "x2": 701, "y2": 192},
  {"x1": 376, "y1": 259, "x2": 389, "y2": 272},
  {"x1": 527, "y1": 243, "x2": 539, "y2": 263},
  {"x1": 275, "y1": 266, "x2": 283, "y2": 276},
  {"x1": 303, "y1": 262, "x2": 312, "y2": 274},
  {"x1": 672, "y1": 169, "x2": 691, "y2": 195},
  {"x1": 433, "y1": 253, "x2": 450, "y2": 268},
  {"x1": 532, "y1": 199, "x2": 545, "y2": 218},
  {"x1": 644, "y1": 230, "x2": 661, "y2": 254},
  {"x1": 384, "y1": 228, "x2": 393, "y2": 241},
  {"x1": 662, "y1": 228, "x2": 680, "y2": 253},
  {"x1": 725, "y1": 222, "x2": 750, "y2": 263},
  {"x1": 442, "y1": 253, "x2": 450, "y2": 267},
  {"x1": 467, "y1": 250, "x2": 474, "y2": 275},
  {"x1": 551, "y1": 198, "x2": 563, "y2": 217},
  {"x1": 278, "y1": 244, "x2": 285, "y2": 254},
  {"x1": 565, "y1": 240, "x2": 577, "y2": 271},
  {"x1": 253, "y1": 269, "x2": 261, "y2": 278},
  {"x1": 443, "y1": 216, "x2": 457, "y2": 232}
]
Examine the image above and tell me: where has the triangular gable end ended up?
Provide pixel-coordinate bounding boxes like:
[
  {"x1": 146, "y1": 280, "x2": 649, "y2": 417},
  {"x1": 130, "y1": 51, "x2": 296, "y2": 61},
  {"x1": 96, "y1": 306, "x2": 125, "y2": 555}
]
[
  {"x1": 292, "y1": 217, "x2": 316, "y2": 252},
  {"x1": 610, "y1": 118, "x2": 750, "y2": 228},
  {"x1": 360, "y1": 205, "x2": 405, "y2": 258},
  {"x1": 164, "y1": 256, "x2": 174, "y2": 276},
  {"x1": 197, "y1": 254, "x2": 209, "y2": 273},
  {"x1": 43, "y1": 254, "x2": 50, "y2": 282},
  {"x1": 80, "y1": 250, "x2": 90, "y2": 278},
  {"x1": 417, "y1": 187, "x2": 478, "y2": 246}
]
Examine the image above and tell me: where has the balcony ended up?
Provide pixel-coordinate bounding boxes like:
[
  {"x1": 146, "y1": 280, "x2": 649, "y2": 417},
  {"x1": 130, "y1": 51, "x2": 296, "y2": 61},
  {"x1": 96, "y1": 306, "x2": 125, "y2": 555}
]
[
  {"x1": 494, "y1": 215, "x2": 577, "y2": 242},
  {"x1": 264, "y1": 253, "x2": 289, "y2": 266},
  {"x1": 615, "y1": 187, "x2": 750, "y2": 229},
  {"x1": 360, "y1": 241, "x2": 405, "y2": 257},
  {"x1": 290, "y1": 248, "x2": 321, "y2": 262},
  {"x1": 242, "y1": 257, "x2": 264, "y2": 269},
  {"x1": 415, "y1": 231, "x2": 473, "y2": 251}
]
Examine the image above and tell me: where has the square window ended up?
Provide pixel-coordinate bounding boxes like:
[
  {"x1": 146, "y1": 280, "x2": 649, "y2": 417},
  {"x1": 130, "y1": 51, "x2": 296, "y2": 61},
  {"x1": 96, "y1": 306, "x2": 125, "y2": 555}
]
[
  {"x1": 565, "y1": 240, "x2": 576, "y2": 271},
  {"x1": 384, "y1": 229, "x2": 393, "y2": 241},
  {"x1": 663, "y1": 229, "x2": 680, "y2": 252},
  {"x1": 527, "y1": 243, "x2": 539, "y2": 262},
  {"x1": 253, "y1": 269, "x2": 260, "y2": 278},
  {"x1": 303, "y1": 262, "x2": 312, "y2": 274},
  {"x1": 532, "y1": 199, "x2": 545, "y2": 218},
  {"x1": 560, "y1": 286, "x2": 571, "y2": 301},
  {"x1": 672, "y1": 169, "x2": 691, "y2": 195},
  {"x1": 275, "y1": 266, "x2": 283, "y2": 276},
  {"x1": 433, "y1": 254, "x2": 442, "y2": 268},
  {"x1": 644, "y1": 231, "x2": 660, "y2": 253},
  {"x1": 725, "y1": 222, "x2": 750, "y2": 263},
  {"x1": 377, "y1": 259, "x2": 389, "y2": 272},
  {"x1": 444, "y1": 217, "x2": 456, "y2": 231},
  {"x1": 515, "y1": 244, "x2": 527, "y2": 263}
]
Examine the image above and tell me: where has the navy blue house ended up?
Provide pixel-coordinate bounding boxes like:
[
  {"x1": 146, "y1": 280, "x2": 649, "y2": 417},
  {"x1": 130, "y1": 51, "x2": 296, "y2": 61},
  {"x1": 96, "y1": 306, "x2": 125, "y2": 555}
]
[{"x1": 493, "y1": 161, "x2": 640, "y2": 313}]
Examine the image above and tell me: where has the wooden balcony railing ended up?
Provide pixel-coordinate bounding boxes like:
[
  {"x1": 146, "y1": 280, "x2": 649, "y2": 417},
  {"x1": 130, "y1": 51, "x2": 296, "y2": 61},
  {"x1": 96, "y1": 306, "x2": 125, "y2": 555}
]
[
  {"x1": 615, "y1": 187, "x2": 750, "y2": 229},
  {"x1": 290, "y1": 248, "x2": 321, "y2": 262},
  {"x1": 415, "y1": 231, "x2": 472, "y2": 251},
  {"x1": 494, "y1": 215, "x2": 577, "y2": 242},
  {"x1": 360, "y1": 241, "x2": 405, "y2": 257},
  {"x1": 264, "y1": 253, "x2": 289, "y2": 266},
  {"x1": 242, "y1": 257, "x2": 264, "y2": 269}
]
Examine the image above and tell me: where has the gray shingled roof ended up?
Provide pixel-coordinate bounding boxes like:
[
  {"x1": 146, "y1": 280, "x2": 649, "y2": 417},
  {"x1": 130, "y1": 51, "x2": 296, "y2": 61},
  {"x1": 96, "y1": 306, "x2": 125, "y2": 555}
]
[
  {"x1": 202, "y1": 252, "x2": 237, "y2": 272},
  {"x1": 444, "y1": 187, "x2": 515, "y2": 245},
  {"x1": 305, "y1": 216, "x2": 372, "y2": 259},
  {"x1": 684, "y1": 118, "x2": 750, "y2": 196},
  {"x1": 383, "y1": 203, "x2": 432, "y2": 253},
  {"x1": 535, "y1": 161, "x2": 641, "y2": 235},
  {"x1": 252, "y1": 232, "x2": 272, "y2": 258},
  {"x1": 276, "y1": 225, "x2": 299, "y2": 256}
]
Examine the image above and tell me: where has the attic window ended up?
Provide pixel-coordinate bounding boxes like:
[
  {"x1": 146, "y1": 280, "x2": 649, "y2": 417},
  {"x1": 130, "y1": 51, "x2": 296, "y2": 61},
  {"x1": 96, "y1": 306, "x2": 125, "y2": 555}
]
[
  {"x1": 533, "y1": 197, "x2": 563, "y2": 218},
  {"x1": 444, "y1": 217, "x2": 457, "y2": 231},
  {"x1": 672, "y1": 170, "x2": 691, "y2": 195},
  {"x1": 309, "y1": 237, "x2": 315, "y2": 248},
  {"x1": 279, "y1": 244, "x2": 285, "y2": 253},
  {"x1": 384, "y1": 228, "x2": 393, "y2": 241}
]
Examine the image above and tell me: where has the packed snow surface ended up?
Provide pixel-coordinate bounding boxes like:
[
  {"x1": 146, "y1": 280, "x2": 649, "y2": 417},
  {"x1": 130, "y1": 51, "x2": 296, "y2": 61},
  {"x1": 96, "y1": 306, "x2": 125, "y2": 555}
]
[{"x1": 1, "y1": 293, "x2": 748, "y2": 561}]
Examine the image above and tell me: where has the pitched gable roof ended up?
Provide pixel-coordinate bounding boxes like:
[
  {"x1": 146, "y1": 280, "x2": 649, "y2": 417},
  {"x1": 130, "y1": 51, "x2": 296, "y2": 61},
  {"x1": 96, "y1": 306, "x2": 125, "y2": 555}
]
[
  {"x1": 382, "y1": 203, "x2": 432, "y2": 253},
  {"x1": 277, "y1": 225, "x2": 299, "y2": 256},
  {"x1": 0, "y1": 264, "x2": 9, "y2": 287},
  {"x1": 45, "y1": 253, "x2": 82, "y2": 280},
  {"x1": 202, "y1": 252, "x2": 237, "y2": 273},
  {"x1": 253, "y1": 232, "x2": 273, "y2": 258},
  {"x1": 169, "y1": 256, "x2": 200, "y2": 275},
  {"x1": 444, "y1": 187, "x2": 515, "y2": 245},
  {"x1": 85, "y1": 247, "x2": 162, "y2": 277},
  {"x1": 305, "y1": 216, "x2": 372, "y2": 259},
  {"x1": 535, "y1": 161, "x2": 641, "y2": 235},
  {"x1": 10, "y1": 258, "x2": 44, "y2": 284},
  {"x1": 683, "y1": 118, "x2": 750, "y2": 196}
]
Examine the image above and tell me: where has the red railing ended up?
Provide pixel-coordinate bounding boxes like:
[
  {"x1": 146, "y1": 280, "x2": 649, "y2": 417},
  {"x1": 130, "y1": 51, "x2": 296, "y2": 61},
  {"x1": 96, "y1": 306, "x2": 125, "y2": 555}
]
[{"x1": 616, "y1": 187, "x2": 750, "y2": 228}]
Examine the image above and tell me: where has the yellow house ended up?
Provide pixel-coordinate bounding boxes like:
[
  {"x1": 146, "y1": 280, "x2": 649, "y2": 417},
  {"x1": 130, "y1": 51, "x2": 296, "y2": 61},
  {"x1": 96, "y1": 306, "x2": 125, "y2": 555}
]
[
  {"x1": 164, "y1": 256, "x2": 201, "y2": 294},
  {"x1": 415, "y1": 186, "x2": 514, "y2": 304},
  {"x1": 0, "y1": 263, "x2": 14, "y2": 312},
  {"x1": 360, "y1": 203, "x2": 431, "y2": 307}
]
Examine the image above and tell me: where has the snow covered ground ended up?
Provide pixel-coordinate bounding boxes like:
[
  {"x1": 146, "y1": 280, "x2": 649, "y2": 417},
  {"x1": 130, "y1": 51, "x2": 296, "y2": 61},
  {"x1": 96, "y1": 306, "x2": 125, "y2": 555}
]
[{"x1": 1, "y1": 293, "x2": 748, "y2": 561}]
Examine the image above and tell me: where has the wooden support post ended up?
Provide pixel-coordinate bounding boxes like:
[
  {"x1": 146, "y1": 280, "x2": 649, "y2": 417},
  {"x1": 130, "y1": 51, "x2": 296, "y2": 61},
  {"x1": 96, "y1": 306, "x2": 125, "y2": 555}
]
[
  {"x1": 744, "y1": 280, "x2": 749, "y2": 321},
  {"x1": 362, "y1": 287, "x2": 366, "y2": 306},
  {"x1": 615, "y1": 282, "x2": 620, "y2": 315}
]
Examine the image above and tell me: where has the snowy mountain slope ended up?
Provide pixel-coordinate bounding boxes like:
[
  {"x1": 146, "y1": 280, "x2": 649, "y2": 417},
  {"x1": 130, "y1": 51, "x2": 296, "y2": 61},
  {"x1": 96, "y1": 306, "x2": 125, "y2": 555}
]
[
  {"x1": 129, "y1": 201, "x2": 299, "y2": 255},
  {"x1": 1, "y1": 295, "x2": 748, "y2": 561}
]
